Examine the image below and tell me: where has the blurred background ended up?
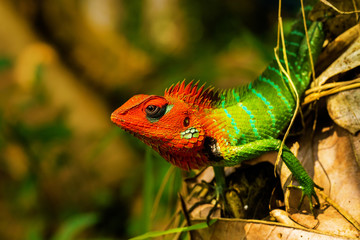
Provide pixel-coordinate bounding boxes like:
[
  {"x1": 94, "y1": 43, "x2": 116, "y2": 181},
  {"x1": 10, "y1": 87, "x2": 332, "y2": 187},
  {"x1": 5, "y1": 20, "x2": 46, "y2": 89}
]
[{"x1": 0, "y1": 0, "x2": 299, "y2": 239}]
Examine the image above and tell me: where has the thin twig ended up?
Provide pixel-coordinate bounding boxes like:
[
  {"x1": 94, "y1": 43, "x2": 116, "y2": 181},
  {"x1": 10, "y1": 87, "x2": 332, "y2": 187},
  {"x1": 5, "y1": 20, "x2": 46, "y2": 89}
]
[
  {"x1": 351, "y1": 0, "x2": 359, "y2": 21},
  {"x1": 301, "y1": 0, "x2": 316, "y2": 83},
  {"x1": 305, "y1": 78, "x2": 360, "y2": 95},
  {"x1": 274, "y1": 0, "x2": 304, "y2": 174},
  {"x1": 320, "y1": 0, "x2": 360, "y2": 14},
  {"x1": 303, "y1": 80, "x2": 360, "y2": 105}
]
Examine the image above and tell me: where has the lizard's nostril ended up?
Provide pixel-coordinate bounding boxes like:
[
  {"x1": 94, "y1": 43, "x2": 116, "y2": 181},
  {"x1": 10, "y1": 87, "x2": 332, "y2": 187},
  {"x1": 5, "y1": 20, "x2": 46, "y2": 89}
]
[{"x1": 110, "y1": 113, "x2": 120, "y2": 124}]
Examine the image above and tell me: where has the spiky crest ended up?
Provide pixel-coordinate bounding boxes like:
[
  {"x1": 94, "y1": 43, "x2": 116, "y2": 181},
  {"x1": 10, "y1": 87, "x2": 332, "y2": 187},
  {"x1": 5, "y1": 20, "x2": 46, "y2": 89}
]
[
  {"x1": 164, "y1": 80, "x2": 220, "y2": 109},
  {"x1": 217, "y1": 83, "x2": 252, "y2": 107}
]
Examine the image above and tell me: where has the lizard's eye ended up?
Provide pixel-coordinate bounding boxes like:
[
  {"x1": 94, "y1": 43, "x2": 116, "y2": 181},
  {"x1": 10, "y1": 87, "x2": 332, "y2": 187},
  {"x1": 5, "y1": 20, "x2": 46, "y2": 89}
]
[
  {"x1": 145, "y1": 104, "x2": 167, "y2": 119},
  {"x1": 145, "y1": 105, "x2": 158, "y2": 114}
]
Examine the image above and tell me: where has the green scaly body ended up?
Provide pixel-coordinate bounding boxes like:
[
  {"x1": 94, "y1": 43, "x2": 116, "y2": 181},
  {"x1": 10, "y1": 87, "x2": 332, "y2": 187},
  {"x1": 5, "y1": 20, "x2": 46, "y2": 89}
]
[{"x1": 205, "y1": 22, "x2": 324, "y2": 165}]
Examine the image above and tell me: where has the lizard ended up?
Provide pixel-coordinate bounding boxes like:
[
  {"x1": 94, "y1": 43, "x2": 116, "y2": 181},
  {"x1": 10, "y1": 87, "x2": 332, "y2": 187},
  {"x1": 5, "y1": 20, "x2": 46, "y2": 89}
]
[{"x1": 111, "y1": 0, "x2": 325, "y2": 217}]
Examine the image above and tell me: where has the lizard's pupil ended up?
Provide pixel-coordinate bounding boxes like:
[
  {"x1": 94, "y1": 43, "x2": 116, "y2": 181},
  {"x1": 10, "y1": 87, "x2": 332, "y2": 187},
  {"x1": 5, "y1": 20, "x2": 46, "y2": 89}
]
[{"x1": 146, "y1": 105, "x2": 158, "y2": 113}]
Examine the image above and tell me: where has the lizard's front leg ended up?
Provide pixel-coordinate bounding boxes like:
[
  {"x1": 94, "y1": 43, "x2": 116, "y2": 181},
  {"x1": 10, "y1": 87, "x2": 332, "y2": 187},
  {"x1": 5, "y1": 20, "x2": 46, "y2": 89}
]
[{"x1": 219, "y1": 138, "x2": 321, "y2": 212}]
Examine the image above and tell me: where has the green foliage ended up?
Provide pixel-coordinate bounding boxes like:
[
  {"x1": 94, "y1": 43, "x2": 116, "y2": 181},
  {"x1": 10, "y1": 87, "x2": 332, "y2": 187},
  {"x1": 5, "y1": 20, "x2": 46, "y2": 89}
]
[
  {"x1": 52, "y1": 213, "x2": 98, "y2": 240},
  {"x1": 130, "y1": 219, "x2": 217, "y2": 240},
  {"x1": 142, "y1": 148, "x2": 154, "y2": 232},
  {"x1": 0, "y1": 57, "x2": 12, "y2": 71},
  {"x1": 14, "y1": 119, "x2": 71, "y2": 145},
  {"x1": 126, "y1": 146, "x2": 182, "y2": 237}
]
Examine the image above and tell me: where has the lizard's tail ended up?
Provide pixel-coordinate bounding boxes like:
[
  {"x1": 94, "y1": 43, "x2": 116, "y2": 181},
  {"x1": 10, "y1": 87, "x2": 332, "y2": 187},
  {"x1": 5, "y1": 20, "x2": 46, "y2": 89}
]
[
  {"x1": 257, "y1": 0, "x2": 325, "y2": 97},
  {"x1": 281, "y1": 4, "x2": 325, "y2": 94}
]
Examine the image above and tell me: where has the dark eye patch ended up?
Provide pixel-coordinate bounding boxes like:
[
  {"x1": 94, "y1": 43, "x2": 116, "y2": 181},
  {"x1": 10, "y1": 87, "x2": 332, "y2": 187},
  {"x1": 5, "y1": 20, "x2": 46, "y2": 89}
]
[{"x1": 145, "y1": 104, "x2": 168, "y2": 122}]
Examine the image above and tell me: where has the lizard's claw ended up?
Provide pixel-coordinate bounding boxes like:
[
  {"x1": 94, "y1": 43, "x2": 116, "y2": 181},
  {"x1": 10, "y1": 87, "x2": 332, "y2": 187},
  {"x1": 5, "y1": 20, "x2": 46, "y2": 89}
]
[
  {"x1": 288, "y1": 179, "x2": 323, "y2": 214},
  {"x1": 188, "y1": 181, "x2": 242, "y2": 224},
  {"x1": 187, "y1": 180, "x2": 220, "y2": 223},
  {"x1": 189, "y1": 180, "x2": 214, "y2": 200}
]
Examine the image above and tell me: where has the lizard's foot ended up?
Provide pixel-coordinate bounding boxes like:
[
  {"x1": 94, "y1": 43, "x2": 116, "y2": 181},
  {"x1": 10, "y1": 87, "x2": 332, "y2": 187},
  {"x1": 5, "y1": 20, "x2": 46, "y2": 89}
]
[
  {"x1": 188, "y1": 180, "x2": 214, "y2": 200},
  {"x1": 288, "y1": 180, "x2": 323, "y2": 214},
  {"x1": 188, "y1": 185, "x2": 219, "y2": 225},
  {"x1": 188, "y1": 181, "x2": 241, "y2": 224},
  {"x1": 187, "y1": 180, "x2": 218, "y2": 217},
  {"x1": 188, "y1": 164, "x2": 277, "y2": 221}
]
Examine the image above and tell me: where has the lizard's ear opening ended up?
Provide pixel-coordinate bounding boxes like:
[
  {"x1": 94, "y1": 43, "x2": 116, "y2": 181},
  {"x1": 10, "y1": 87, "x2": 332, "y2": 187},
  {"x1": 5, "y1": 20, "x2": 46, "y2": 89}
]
[{"x1": 183, "y1": 117, "x2": 190, "y2": 127}]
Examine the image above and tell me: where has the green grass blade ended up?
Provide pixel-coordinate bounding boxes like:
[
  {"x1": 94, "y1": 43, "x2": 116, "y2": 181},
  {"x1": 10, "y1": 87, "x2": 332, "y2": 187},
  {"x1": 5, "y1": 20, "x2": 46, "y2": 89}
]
[
  {"x1": 129, "y1": 219, "x2": 217, "y2": 240},
  {"x1": 52, "y1": 213, "x2": 98, "y2": 240},
  {"x1": 143, "y1": 147, "x2": 154, "y2": 232}
]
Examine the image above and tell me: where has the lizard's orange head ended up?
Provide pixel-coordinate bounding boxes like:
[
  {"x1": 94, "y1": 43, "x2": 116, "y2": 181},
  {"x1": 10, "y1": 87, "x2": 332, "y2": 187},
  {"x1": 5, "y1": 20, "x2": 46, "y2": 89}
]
[{"x1": 111, "y1": 81, "x2": 221, "y2": 170}]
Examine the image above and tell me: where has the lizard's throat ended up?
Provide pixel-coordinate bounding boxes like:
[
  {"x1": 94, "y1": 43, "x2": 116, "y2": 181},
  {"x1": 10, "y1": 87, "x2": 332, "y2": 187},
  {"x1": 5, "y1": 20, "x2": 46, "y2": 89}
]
[
  {"x1": 147, "y1": 136, "x2": 224, "y2": 171},
  {"x1": 157, "y1": 147, "x2": 210, "y2": 170}
]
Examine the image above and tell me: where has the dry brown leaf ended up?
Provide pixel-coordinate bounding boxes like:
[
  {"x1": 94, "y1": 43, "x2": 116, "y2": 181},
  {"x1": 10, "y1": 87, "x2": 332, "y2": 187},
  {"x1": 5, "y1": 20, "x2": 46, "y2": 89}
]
[
  {"x1": 327, "y1": 88, "x2": 360, "y2": 134},
  {"x1": 313, "y1": 125, "x2": 360, "y2": 218},
  {"x1": 270, "y1": 209, "x2": 303, "y2": 227},
  {"x1": 311, "y1": 0, "x2": 360, "y2": 39},
  {"x1": 303, "y1": 24, "x2": 360, "y2": 106},
  {"x1": 289, "y1": 123, "x2": 360, "y2": 238},
  {"x1": 314, "y1": 24, "x2": 360, "y2": 87},
  {"x1": 191, "y1": 219, "x2": 352, "y2": 240},
  {"x1": 315, "y1": 24, "x2": 360, "y2": 74},
  {"x1": 189, "y1": 204, "x2": 221, "y2": 219}
]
